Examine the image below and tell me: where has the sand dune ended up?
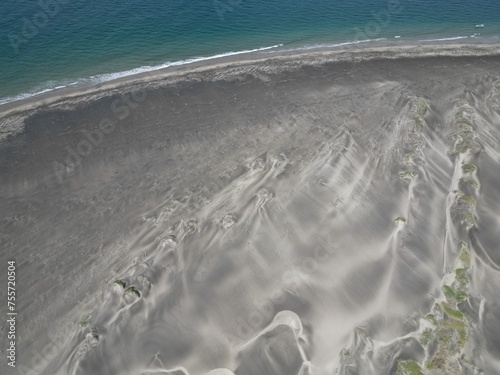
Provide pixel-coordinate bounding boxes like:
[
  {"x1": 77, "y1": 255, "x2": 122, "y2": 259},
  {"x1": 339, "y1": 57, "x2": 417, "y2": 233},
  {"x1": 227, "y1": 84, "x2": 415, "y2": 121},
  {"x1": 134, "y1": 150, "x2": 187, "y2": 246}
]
[{"x1": 1, "y1": 45, "x2": 500, "y2": 375}]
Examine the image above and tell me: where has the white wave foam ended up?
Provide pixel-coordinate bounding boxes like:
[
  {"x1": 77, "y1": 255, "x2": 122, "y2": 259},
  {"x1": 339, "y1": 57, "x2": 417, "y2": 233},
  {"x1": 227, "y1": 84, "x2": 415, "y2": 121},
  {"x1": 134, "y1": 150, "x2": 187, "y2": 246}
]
[
  {"x1": 420, "y1": 36, "x2": 469, "y2": 42},
  {"x1": 0, "y1": 89, "x2": 53, "y2": 106},
  {"x1": 0, "y1": 34, "x2": 494, "y2": 107},
  {"x1": 279, "y1": 38, "x2": 387, "y2": 52},
  {"x1": 89, "y1": 44, "x2": 284, "y2": 83},
  {"x1": 0, "y1": 44, "x2": 284, "y2": 106}
]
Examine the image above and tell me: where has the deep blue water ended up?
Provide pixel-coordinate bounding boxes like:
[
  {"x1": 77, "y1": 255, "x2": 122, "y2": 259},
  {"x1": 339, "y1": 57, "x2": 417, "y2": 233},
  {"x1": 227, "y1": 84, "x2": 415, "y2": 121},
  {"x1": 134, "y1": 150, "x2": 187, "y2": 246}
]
[{"x1": 1, "y1": 0, "x2": 499, "y2": 103}]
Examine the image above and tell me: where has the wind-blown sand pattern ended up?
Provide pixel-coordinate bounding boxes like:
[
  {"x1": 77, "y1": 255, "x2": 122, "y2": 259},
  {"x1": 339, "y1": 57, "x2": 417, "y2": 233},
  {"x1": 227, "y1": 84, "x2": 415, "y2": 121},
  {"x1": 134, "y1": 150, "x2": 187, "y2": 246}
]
[{"x1": 1, "y1": 45, "x2": 500, "y2": 375}]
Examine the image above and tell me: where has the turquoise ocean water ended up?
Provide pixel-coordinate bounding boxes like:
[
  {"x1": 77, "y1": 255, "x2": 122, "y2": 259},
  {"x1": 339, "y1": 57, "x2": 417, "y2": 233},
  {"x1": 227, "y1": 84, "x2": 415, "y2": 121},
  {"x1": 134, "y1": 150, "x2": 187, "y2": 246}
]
[{"x1": 1, "y1": 0, "x2": 499, "y2": 104}]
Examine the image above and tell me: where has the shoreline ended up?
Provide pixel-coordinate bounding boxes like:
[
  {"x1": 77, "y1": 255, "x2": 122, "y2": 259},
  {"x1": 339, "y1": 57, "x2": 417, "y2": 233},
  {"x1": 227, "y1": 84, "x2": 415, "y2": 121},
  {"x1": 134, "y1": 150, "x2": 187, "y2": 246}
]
[{"x1": 1, "y1": 42, "x2": 500, "y2": 119}]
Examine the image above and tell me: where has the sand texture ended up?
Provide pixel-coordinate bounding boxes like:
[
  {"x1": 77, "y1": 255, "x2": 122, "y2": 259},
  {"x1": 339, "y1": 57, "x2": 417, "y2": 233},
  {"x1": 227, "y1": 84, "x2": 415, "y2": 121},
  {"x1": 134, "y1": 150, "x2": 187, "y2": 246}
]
[{"x1": 1, "y1": 46, "x2": 500, "y2": 375}]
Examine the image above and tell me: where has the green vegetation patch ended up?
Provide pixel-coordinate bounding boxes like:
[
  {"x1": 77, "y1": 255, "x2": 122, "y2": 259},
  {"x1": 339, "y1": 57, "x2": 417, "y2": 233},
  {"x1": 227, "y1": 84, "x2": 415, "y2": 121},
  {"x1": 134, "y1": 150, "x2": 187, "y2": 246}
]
[
  {"x1": 425, "y1": 315, "x2": 468, "y2": 373},
  {"x1": 455, "y1": 290, "x2": 468, "y2": 303},
  {"x1": 442, "y1": 302, "x2": 464, "y2": 320},
  {"x1": 441, "y1": 318, "x2": 468, "y2": 348},
  {"x1": 425, "y1": 314, "x2": 437, "y2": 325},
  {"x1": 395, "y1": 216, "x2": 407, "y2": 223},
  {"x1": 459, "y1": 246, "x2": 471, "y2": 267},
  {"x1": 420, "y1": 328, "x2": 433, "y2": 346},
  {"x1": 125, "y1": 286, "x2": 141, "y2": 298},
  {"x1": 417, "y1": 98, "x2": 428, "y2": 116},
  {"x1": 114, "y1": 279, "x2": 127, "y2": 288},
  {"x1": 456, "y1": 268, "x2": 468, "y2": 286},
  {"x1": 396, "y1": 359, "x2": 424, "y2": 375},
  {"x1": 455, "y1": 140, "x2": 480, "y2": 154},
  {"x1": 462, "y1": 163, "x2": 476, "y2": 172},
  {"x1": 79, "y1": 313, "x2": 92, "y2": 328},
  {"x1": 443, "y1": 285, "x2": 456, "y2": 300},
  {"x1": 443, "y1": 284, "x2": 468, "y2": 304},
  {"x1": 421, "y1": 241, "x2": 473, "y2": 373},
  {"x1": 461, "y1": 195, "x2": 476, "y2": 204},
  {"x1": 458, "y1": 177, "x2": 479, "y2": 189}
]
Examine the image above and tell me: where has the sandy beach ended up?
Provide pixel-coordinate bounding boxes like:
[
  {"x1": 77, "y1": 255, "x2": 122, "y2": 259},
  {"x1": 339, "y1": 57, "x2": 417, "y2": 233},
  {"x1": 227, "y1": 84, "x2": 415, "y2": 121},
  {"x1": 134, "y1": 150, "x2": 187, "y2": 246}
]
[{"x1": 1, "y1": 44, "x2": 500, "y2": 375}]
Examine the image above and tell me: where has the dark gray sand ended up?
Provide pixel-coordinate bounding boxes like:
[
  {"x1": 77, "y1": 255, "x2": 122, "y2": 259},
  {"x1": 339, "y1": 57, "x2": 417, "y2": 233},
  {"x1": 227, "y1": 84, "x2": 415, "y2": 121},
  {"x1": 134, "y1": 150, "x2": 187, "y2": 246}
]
[{"x1": 1, "y1": 45, "x2": 500, "y2": 375}]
